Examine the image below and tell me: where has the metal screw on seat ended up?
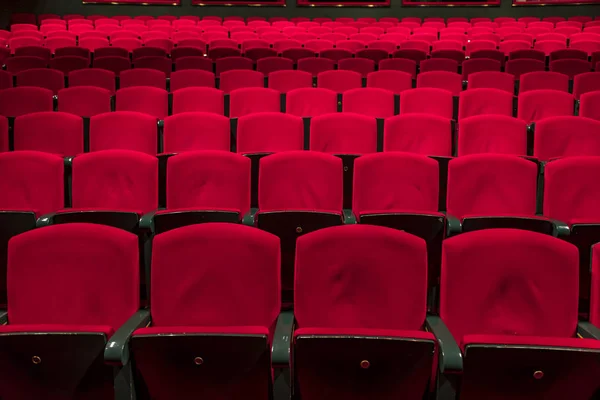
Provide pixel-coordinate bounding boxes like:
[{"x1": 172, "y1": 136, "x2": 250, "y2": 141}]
[
  {"x1": 32, "y1": 356, "x2": 41, "y2": 365},
  {"x1": 360, "y1": 360, "x2": 370, "y2": 369},
  {"x1": 194, "y1": 357, "x2": 203, "y2": 365},
  {"x1": 533, "y1": 370, "x2": 544, "y2": 380},
  {"x1": 296, "y1": 226, "x2": 303, "y2": 234}
]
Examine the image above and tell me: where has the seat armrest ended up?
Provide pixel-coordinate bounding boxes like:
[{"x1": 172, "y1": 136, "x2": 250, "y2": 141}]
[
  {"x1": 426, "y1": 315, "x2": 463, "y2": 374},
  {"x1": 271, "y1": 310, "x2": 294, "y2": 368},
  {"x1": 578, "y1": 321, "x2": 600, "y2": 340},
  {"x1": 443, "y1": 213, "x2": 462, "y2": 237},
  {"x1": 139, "y1": 209, "x2": 162, "y2": 234},
  {"x1": 104, "y1": 309, "x2": 151, "y2": 366},
  {"x1": 549, "y1": 219, "x2": 570, "y2": 238},
  {"x1": 0, "y1": 309, "x2": 7, "y2": 325},
  {"x1": 242, "y1": 208, "x2": 258, "y2": 227},
  {"x1": 36, "y1": 213, "x2": 57, "y2": 228},
  {"x1": 343, "y1": 209, "x2": 356, "y2": 225}
]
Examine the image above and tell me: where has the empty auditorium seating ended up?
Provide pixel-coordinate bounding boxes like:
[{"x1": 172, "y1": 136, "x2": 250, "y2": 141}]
[
  {"x1": 436, "y1": 228, "x2": 600, "y2": 399},
  {"x1": 458, "y1": 115, "x2": 528, "y2": 156},
  {"x1": 163, "y1": 113, "x2": 230, "y2": 153},
  {"x1": 286, "y1": 88, "x2": 338, "y2": 117},
  {"x1": 0, "y1": 87, "x2": 54, "y2": 117},
  {"x1": 0, "y1": 223, "x2": 140, "y2": 399},
  {"x1": 534, "y1": 116, "x2": 600, "y2": 160},
  {"x1": 294, "y1": 224, "x2": 435, "y2": 400},
  {"x1": 90, "y1": 111, "x2": 158, "y2": 155},
  {"x1": 400, "y1": 88, "x2": 453, "y2": 119},
  {"x1": 116, "y1": 87, "x2": 168, "y2": 120},
  {"x1": 458, "y1": 88, "x2": 514, "y2": 120},
  {"x1": 517, "y1": 89, "x2": 574, "y2": 123},
  {"x1": 13, "y1": 111, "x2": 83, "y2": 155},
  {"x1": 129, "y1": 223, "x2": 279, "y2": 398},
  {"x1": 172, "y1": 87, "x2": 224, "y2": 115}
]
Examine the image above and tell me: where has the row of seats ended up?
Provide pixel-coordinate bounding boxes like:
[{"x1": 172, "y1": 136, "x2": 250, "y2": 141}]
[
  {"x1": 11, "y1": 13, "x2": 600, "y2": 24},
  {"x1": 1, "y1": 83, "x2": 598, "y2": 123},
  {"x1": 3, "y1": 150, "x2": 600, "y2": 307},
  {"x1": 1, "y1": 220, "x2": 600, "y2": 398},
  {"x1": 2, "y1": 109, "x2": 598, "y2": 162},
  {"x1": 3, "y1": 57, "x2": 600, "y2": 97}
]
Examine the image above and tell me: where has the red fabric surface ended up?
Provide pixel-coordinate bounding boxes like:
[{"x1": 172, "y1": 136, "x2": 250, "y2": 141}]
[
  {"x1": 506, "y1": 59, "x2": 545, "y2": 79},
  {"x1": 441, "y1": 229, "x2": 579, "y2": 343},
  {"x1": 229, "y1": 88, "x2": 280, "y2": 118},
  {"x1": 353, "y1": 152, "x2": 439, "y2": 215},
  {"x1": 295, "y1": 225, "x2": 428, "y2": 331},
  {"x1": 71, "y1": 149, "x2": 158, "y2": 215},
  {"x1": 342, "y1": 88, "x2": 395, "y2": 118},
  {"x1": 8, "y1": 223, "x2": 139, "y2": 331},
  {"x1": 462, "y1": 334, "x2": 600, "y2": 350},
  {"x1": 14, "y1": 111, "x2": 84, "y2": 156},
  {"x1": 384, "y1": 113, "x2": 452, "y2": 156},
  {"x1": 298, "y1": 58, "x2": 335, "y2": 77},
  {"x1": 0, "y1": 324, "x2": 113, "y2": 338},
  {"x1": 268, "y1": 70, "x2": 312, "y2": 93},
  {"x1": 93, "y1": 56, "x2": 131, "y2": 76},
  {"x1": 90, "y1": 111, "x2": 158, "y2": 155},
  {"x1": 458, "y1": 115, "x2": 528, "y2": 156},
  {"x1": 420, "y1": 58, "x2": 459, "y2": 74},
  {"x1": 310, "y1": 113, "x2": 377, "y2": 154},
  {"x1": 417, "y1": 71, "x2": 462, "y2": 96},
  {"x1": 517, "y1": 89, "x2": 574, "y2": 124},
  {"x1": 400, "y1": 88, "x2": 454, "y2": 119},
  {"x1": 16, "y1": 68, "x2": 64, "y2": 95},
  {"x1": 57, "y1": 87, "x2": 112, "y2": 117},
  {"x1": 215, "y1": 56, "x2": 253, "y2": 77},
  {"x1": 258, "y1": 151, "x2": 343, "y2": 212},
  {"x1": 220, "y1": 70, "x2": 263, "y2": 93},
  {"x1": 0, "y1": 87, "x2": 53, "y2": 117},
  {"x1": 367, "y1": 70, "x2": 413, "y2": 95},
  {"x1": 467, "y1": 71, "x2": 515, "y2": 94},
  {"x1": 295, "y1": 327, "x2": 435, "y2": 341},
  {"x1": 166, "y1": 151, "x2": 250, "y2": 216},
  {"x1": 579, "y1": 91, "x2": 600, "y2": 122},
  {"x1": 149, "y1": 224, "x2": 280, "y2": 340},
  {"x1": 338, "y1": 58, "x2": 376, "y2": 78},
  {"x1": 120, "y1": 68, "x2": 166, "y2": 90},
  {"x1": 133, "y1": 326, "x2": 268, "y2": 336},
  {"x1": 163, "y1": 112, "x2": 230, "y2": 152},
  {"x1": 520, "y1": 71, "x2": 569, "y2": 93},
  {"x1": 0, "y1": 116, "x2": 6, "y2": 152},
  {"x1": 286, "y1": 88, "x2": 338, "y2": 117},
  {"x1": 134, "y1": 57, "x2": 172, "y2": 78},
  {"x1": 317, "y1": 70, "x2": 362, "y2": 93},
  {"x1": 533, "y1": 116, "x2": 600, "y2": 161},
  {"x1": 0, "y1": 151, "x2": 63, "y2": 216},
  {"x1": 379, "y1": 59, "x2": 417, "y2": 79},
  {"x1": 172, "y1": 87, "x2": 224, "y2": 115},
  {"x1": 116, "y1": 87, "x2": 169, "y2": 119},
  {"x1": 446, "y1": 154, "x2": 538, "y2": 220},
  {"x1": 237, "y1": 112, "x2": 303, "y2": 154},
  {"x1": 573, "y1": 72, "x2": 600, "y2": 100},
  {"x1": 170, "y1": 70, "x2": 215, "y2": 92},
  {"x1": 550, "y1": 59, "x2": 591, "y2": 79},
  {"x1": 458, "y1": 88, "x2": 514, "y2": 121},
  {"x1": 543, "y1": 156, "x2": 600, "y2": 224}
]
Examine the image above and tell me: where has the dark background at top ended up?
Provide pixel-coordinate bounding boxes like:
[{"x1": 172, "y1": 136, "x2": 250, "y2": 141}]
[{"x1": 2, "y1": 0, "x2": 598, "y2": 28}]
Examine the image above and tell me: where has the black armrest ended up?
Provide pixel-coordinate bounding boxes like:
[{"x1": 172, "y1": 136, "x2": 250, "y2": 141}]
[
  {"x1": 104, "y1": 309, "x2": 151, "y2": 367},
  {"x1": 36, "y1": 212, "x2": 57, "y2": 228},
  {"x1": 343, "y1": 209, "x2": 356, "y2": 225},
  {"x1": 242, "y1": 208, "x2": 258, "y2": 227},
  {"x1": 549, "y1": 219, "x2": 570, "y2": 238},
  {"x1": 0, "y1": 309, "x2": 7, "y2": 325},
  {"x1": 271, "y1": 310, "x2": 294, "y2": 368},
  {"x1": 139, "y1": 210, "x2": 161, "y2": 235},
  {"x1": 426, "y1": 315, "x2": 463, "y2": 374},
  {"x1": 444, "y1": 213, "x2": 462, "y2": 237},
  {"x1": 578, "y1": 321, "x2": 600, "y2": 340}
]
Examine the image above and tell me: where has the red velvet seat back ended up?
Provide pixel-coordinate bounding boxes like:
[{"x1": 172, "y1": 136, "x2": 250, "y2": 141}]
[
  {"x1": 14, "y1": 111, "x2": 83, "y2": 156},
  {"x1": 441, "y1": 229, "x2": 579, "y2": 341},
  {"x1": 72, "y1": 149, "x2": 158, "y2": 214},
  {"x1": 167, "y1": 151, "x2": 250, "y2": 216},
  {"x1": 295, "y1": 225, "x2": 428, "y2": 331},
  {"x1": 353, "y1": 152, "x2": 439, "y2": 215},
  {"x1": 8, "y1": 223, "x2": 139, "y2": 330},
  {"x1": 258, "y1": 151, "x2": 343, "y2": 213},
  {"x1": 150, "y1": 223, "x2": 280, "y2": 330},
  {"x1": 446, "y1": 154, "x2": 538, "y2": 220},
  {"x1": 0, "y1": 151, "x2": 63, "y2": 216},
  {"x1": 310, "y1": 112, "x2": 377, "y2": 155},
  {"x1": 237, "y1": 112, "x2": 303, "y2": 154}
]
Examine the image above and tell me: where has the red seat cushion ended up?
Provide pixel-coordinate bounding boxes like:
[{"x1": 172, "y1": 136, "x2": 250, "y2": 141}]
[{"x1": 134, "y1": 326, "x2": 269, "y2": 337}]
